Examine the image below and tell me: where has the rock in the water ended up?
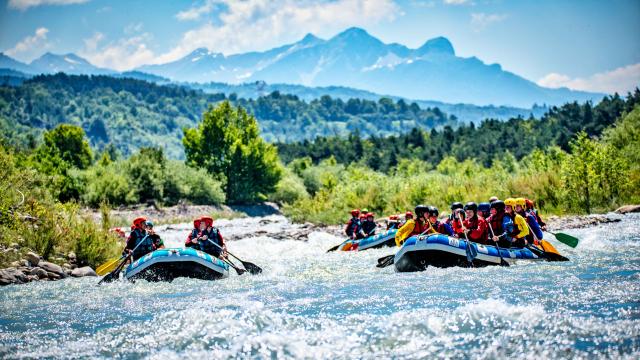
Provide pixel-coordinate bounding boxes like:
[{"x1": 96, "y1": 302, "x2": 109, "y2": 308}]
[
  {"x1": 615, "y1": 204, "x2": 640, "y2": 214},
  {"x1": 25, "y1": 275, "x2": 39, "y2": 282},
  {"x1": 25, "y1": 252, "x2": 40, "y2": 266},
  {"x1": 30, "y1": 267, "x2": 48, "y2": 279},
  {"x1": 38, "y1": 261, "x2": 67, "y2": 277},
  {"x1": 47, "y1": 272, "x2": 61, "y2": 280},
  {"x1": 71, "y1": 266, "x2": 97, "y2": 277}
]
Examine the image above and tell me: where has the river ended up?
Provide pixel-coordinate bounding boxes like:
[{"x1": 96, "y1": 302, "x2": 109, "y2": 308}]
[{"x1": 1, "y1": 214, "x2": 639, "y2": 359}]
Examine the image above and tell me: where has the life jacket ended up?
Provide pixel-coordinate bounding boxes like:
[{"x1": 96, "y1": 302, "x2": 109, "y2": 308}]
[
  {"x1": 197, "y1": 227, "x2": 223, "y2": 256},
  {"x1": 130, "y1": 229, "x2": 154, "y2": 260},
  {"x1": 345, "y1": 217, "x2": 362, "y2": 237},
  {"x1": 488, "y1": 212, "x2": 505, "y2": 236},
  {"x1": 433, "y1": 221, "x2": 454, "y2": 236},
  {"x1": 362, "y1": 220, "x2": 376, "y2": 236},
  {"x1": 410, "y1": 219, "x2": 430, "y2": 236},
  {"x1": 463, "y1": 215, "x2": 489, "y2": 244}
]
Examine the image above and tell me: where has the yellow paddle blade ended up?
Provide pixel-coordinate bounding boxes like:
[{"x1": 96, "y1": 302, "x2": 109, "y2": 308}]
[
  {"x1": 540, "y1": 240, "x2": 561, "y2": 256},
  {"x1": 96, "y1": 257, "x2": 121, "y2": 276}
]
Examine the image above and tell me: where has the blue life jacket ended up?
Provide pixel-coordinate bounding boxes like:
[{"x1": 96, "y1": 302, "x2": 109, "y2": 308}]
[{"x1": 131, "y1": 231, "x2": 154, "y2": 260}]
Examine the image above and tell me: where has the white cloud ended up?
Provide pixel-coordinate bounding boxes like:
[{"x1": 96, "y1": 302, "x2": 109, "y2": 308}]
[
  {"x1": 443, "y1": 0, "x2": 468, "y2": 5},
  {"x1": 5, "y1": 27, "x2": 50, "y2": 59},
  {"x1": 537, "y1": 63, "x2": 640, "y2": 94},
  {"x1": 8, "y1": 0, "x2": 90, "y2": 11},
  {"x1": 80, "y1": 33, "x2": 156, "y2": 71},
  {"x1": 176, "y1": 0, "x2": 216, "y2": 21},
  {"x1": 470, "y1": 12, "x2": 507, "y2": 32},
  {"x1": 160, "y1": 0, "x2": 400, "y2": 63}
]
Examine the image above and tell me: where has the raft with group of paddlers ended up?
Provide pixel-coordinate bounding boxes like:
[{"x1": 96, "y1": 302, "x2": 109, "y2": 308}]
[
  {"x1": 328, "y1": 196, "x2": 579, "y2": 272},
  {"x1": 97, "y1": 216, "x2": 261, "y2": 284}
]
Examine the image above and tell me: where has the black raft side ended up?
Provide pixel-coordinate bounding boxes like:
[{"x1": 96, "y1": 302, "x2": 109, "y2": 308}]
[{"x1": 128, "y1": 261, "x2": 226, "y2": 282}]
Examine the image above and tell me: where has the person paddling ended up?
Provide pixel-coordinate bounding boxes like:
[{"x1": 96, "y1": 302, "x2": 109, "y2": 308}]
[
  {"x1": 504, "y1": 198, "x2": 530, "y2": 248},
  {"x1": 395, "y1": 205, "x2": 432, "y2": 247},
  {"x1": 186, "y1": 218, "x2": 206, "y2": 249},
  {"x1": 487, "y1": 200, "x2": 515, "y2": 248},
  {"x1": 362, "y1": 212, "x2": 377, "y2": 237},
  {"x1": 525, "y1": 199, "x2": 547, "y2": 231},
  {"x1": 427, "y1": 206, "x2": 454, "y2": 236},
  {"x1": 199, "y1": 216, "x2": 227, "y2": 258},
  {"x1": 145, "y1": 220, "x2": 164, "y2": 250},
  {"x1": 124, "y1": 217, "x2": 155, "y2": 261},
  {"x1": 345, "y1": 209, "x2": 365, "y2": 240},
  {"x1": 460, "y1": 202, "x2": 489, "y2": 244}
]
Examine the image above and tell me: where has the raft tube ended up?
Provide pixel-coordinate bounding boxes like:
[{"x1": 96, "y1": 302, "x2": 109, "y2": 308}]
[
  {"x1": 340, "y1": 229, "x2": 398, "y2": 251},
  {"x1": 394, "y1": 234, "x2": 544, "y2": 272},
  {"x1": 124, "y1": 248, "x2": 229, "y2": 282}
]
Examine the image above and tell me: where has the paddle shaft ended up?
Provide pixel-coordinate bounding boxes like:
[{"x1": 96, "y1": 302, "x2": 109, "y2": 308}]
[
  {"x1": 99, "y1": 234, "x2": 149, "y2": 284},
  {"x1": 457, "y1": 211, "x2": 475, "y2": 267},
  {"x1": 204, "y1": 239, "x2": 245, "y2": 275},
  {"x1": 487, "y1": 222, "x2": 509, "y2": 266},
  {"x1": 203, "y1": 237, "x2": 262, "y2": 274}
]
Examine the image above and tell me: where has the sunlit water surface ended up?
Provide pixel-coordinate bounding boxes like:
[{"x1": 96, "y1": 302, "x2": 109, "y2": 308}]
[{"x1": 1, "y1": 214, "x2": 639, "y2": 359}]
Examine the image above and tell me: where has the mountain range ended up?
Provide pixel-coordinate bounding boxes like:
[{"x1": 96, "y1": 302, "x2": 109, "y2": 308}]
[{"x1": 1, "y1": 27, "x2": 603, "y2": 107}]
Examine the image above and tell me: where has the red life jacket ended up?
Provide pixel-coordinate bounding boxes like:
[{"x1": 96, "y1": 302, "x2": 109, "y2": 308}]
[{"x1": 410, "y1": 219, "x2": 430, "y2": 236}]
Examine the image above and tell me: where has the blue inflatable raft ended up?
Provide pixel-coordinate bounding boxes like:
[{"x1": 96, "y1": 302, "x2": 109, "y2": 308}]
[
  {"x1": 394, "y1": 234, "x2": 545, "y2": 272},
  {"x1": 124, "y1": 248, "x2": 229, "y2": 282},
  {"x1": 339, "y1": 229, "x2": 398, "y2": 251}
]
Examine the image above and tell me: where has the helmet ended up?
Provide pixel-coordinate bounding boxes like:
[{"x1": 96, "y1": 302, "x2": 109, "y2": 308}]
[
  {"x1": 489, "y1": 196, "x2": 499, "y2": 203},
  {"x1": 415, "y1": 204, "x2": 429, "y2": 217},
  {"x1": 504, "y1": 198, "x2": 516, "y2": 207},
  {"x1": 450, "y1": 202, "x2": 463, "y2": 211},
  {"x1": 464, "y1": 202, "x2": 478, "y2": 212},
  {"x1": 405, "y1": 211, "x2": 413, "y2": 219},
  {"x1": 200, "y1": 216, "x2": 213, "y2": 227},
  {"x1": 362, "y1": 208, "x2": 369, "y2": 213},
  {"x1": 351, "y1": 209, "x2": 360, "y2": 217},
  {"x1": 525, "y1": 199, "x2": 535, "y2": 209},
  {"x1": 132, "y1": 217, "x2": 147, "y2": 228},
  {"x1": 389, "y1": 215, "x2": 399, "y2": 220},
  {"x1": 366, "y1": 212, "x2": 374, "y2": 218},
  {"x1": 427, "y1": 206, "x2": 439, "y2": 217},
  {"x1": 490, "y1": 200, "x2": 505, "y2": 212},
  {"x1": 515, "y1": 198, "x2": 526, "y2": 207},
  {"x1": 359, "y1": 214, "x2": 366, "y2": 220},
  {"x1": 478, "y1": 202, "x2": 491, "y2": 213},
  {"x1": 144, "y1": 220, "x2": 154, "y2": 228}
]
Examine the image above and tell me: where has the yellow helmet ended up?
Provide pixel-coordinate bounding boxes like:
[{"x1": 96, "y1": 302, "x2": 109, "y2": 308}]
[
  {"x1": 504, "y1": 198, "x2": 516, "y2": 207},
  {"x1": 515, "y1": 198, "x2": 526, "y2": 207}
]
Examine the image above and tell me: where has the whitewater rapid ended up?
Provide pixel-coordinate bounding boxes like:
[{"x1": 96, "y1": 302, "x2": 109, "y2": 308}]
[{"x1": 1, "y1": 214, "x2": 639, "y2": 359}]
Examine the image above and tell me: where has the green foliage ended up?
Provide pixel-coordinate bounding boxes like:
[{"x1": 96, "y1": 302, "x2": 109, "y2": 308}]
[
  {"x1": 183, "y1": 101, "x2": 282, "y2": 203},
  {"x1": 36, "y1": 124, "x2": 93, "y2": 170},
  {"x1": 269, "y1": 168, "x2": 309, "y2": 205},
  {"x1": 0, "y1": 144, "x2": 120, "y2": 268},
  {"x1": 277, "y1": 91, "x2": 640, "y2": 172}
]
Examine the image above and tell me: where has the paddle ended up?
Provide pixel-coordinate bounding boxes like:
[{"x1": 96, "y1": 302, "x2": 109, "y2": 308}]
[
  {"x1": 458, "y1": 211, "x2": 476, "y2": 267},
  {"x1": 521, "y1": 219, "x2": 570, "y2": 262},
  {"x1": 96, "y1": 256, "x2": 124, "y2": 276},
  {"x1": 99, "y1": 234, "x2": 150, "y2": 284},
  {"x1": 487, "y1": 222, "x2": 509, "y2": 267},
  {"x1": 205, "y1": 239, "x2": 262, "y2": 275},
  {"x1": 327, "y1": 240, "x2": 348, "y2": 253},
  {"x1": 545, "y1": 231, "x2": 579, "y2": 248},
  {"x1": 204, "y1": 239, "x2": 246, "y2": 275},
  {"x1": 376, "y1": 221, "x2": 434, "y2": 269}
]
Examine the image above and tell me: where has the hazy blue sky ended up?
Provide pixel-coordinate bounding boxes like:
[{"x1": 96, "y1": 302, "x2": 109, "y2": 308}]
[{"x1": 1, "y1": 0, "x2": 638, "y2": 93}]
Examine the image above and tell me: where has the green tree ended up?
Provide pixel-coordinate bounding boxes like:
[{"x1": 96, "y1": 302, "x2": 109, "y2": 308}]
[
  {"x1": 36, "y1": 124, "x2": 93, "y2": 171},
  {"x1": 183, "y1": 101, "x2": 282, "y2": 203}
]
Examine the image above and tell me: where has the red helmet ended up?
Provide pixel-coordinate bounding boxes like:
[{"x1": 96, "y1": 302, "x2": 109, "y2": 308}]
[
  {"x1": 193, "y1": 218, "x2": 201, "y2": 228},
  {"x1": 200, "y1": 216, "x2": 214, "y2": 227},
  {"x1": 389, "y1": 215, "x2": 399, "y2": 220},
  {"x1": 405, "y1": 211, "x2": 413, "y2": 219},
  {"x1": 366, "y1": 212, "x2": 374, "y2": 218},
  {"x1": 350, "y1": 209, "x2": 360, "y2": 217},
  {"x1": 525, "y1": 199, "x2": 535, "y2": 210},
  {"x1": 132, "y1": 217, "x2": 147, "y2": 228},
  {"x1": 359, "y1": 214, "x2": 366, "y2": 219}
]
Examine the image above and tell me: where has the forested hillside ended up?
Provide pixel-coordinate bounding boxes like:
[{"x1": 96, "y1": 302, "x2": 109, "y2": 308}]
[
  {"x1": 0, "y1": 74, "x2": 455, "y2": 158},
  {"x1": 278, "y1": 91, "x2": 640, "y2": 172}
]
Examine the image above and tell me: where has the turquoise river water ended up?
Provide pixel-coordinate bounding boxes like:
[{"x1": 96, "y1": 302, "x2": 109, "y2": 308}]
[{"x1": 1, "y1": 214, "x2": 639, "y2": 359}]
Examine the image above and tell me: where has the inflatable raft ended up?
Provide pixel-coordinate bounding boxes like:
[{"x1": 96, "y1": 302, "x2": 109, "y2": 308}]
[
  {"x1": 339, "y1": 229, "x2": 398, "y2": 251},
  {"x1": 124, "y1": 248, "x2": 229, "y2": 282},
  {"x1": 394, "y1": 234, "x2": 544, "y2": 272}
]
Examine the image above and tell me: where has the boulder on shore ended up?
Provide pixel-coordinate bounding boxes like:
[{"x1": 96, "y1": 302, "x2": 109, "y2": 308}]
[
  {"x1": 38, "y1": 261, "x2": 67, "y2": 278},
  {"x1": 71, "y1": 266, "x2": 97, "y2": 277},
  {"x1": 25, "y1": 252, "x2": 40, "y2": 266},
  {"x1": 615, "y1": 205, "x2": 640, "y2": 214},
  {"x1": 0, "y1": 268, "x2": 27, "y2": 285}
]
